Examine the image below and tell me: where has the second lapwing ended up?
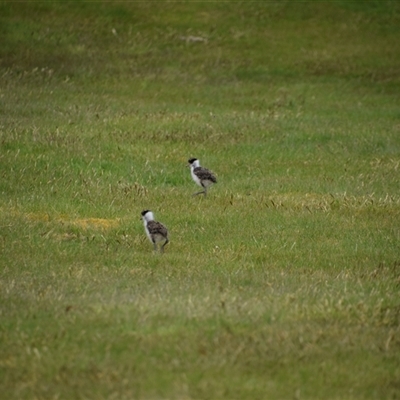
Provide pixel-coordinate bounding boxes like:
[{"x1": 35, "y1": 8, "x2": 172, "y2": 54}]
[
  {"x1": 188, "y1": 158, "x2": 217, "y2": 197},
  {"x1": 141, "y1": 210, "x2": 169, "y2": 253}
]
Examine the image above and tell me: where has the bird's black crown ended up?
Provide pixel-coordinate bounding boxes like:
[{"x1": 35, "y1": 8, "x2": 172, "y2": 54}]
[
  {"x1": 188, "y1": 158, "x2": 198, "y2": 164},
  {"x1": 141, "y1": 210, "x2": 151, "y2": 216}
]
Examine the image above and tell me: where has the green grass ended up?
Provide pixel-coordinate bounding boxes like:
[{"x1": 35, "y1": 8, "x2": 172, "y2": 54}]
[{"x1": 1, "y1": 1, "x2": 400, "y2": 399}]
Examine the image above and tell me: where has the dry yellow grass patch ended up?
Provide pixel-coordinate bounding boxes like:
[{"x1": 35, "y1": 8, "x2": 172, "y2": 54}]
[
  {"x1": 2, "y1": 208, "x2": 120, "y2": 231},
  {"x1": 69, "y1": 218, "x2": 120, "y2": 230}
]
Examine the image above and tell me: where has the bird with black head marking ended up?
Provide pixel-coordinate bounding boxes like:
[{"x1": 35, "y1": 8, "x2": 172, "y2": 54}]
[
  {"x1": 188, "y1": 158, "x2": 217, "y2": 197},
  {"x1": 141, "y1": 210, "x2": 169, "y2": 253}
]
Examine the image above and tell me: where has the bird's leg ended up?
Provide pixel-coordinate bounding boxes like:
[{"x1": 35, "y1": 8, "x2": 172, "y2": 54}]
[
  {"x1": 193, "y1": 185, "x2": 207, "y2": 197},
  {"x1": 192, "y1": 189, "x2": 206, "y2": 196},
  {"x1": 153, "y1": 242, "x2": 158, "y2": 252},
  {"x1": 161, "y1": 238, "x2": 169, "y2": 253}
]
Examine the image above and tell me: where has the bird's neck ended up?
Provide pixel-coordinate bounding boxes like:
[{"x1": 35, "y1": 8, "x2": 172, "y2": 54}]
[{"x1": 145, "y1": 212, "x2": 154, "y2": 222}]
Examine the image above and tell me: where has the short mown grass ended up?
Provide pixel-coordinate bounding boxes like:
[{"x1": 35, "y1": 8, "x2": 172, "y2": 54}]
[{"x1": 1, "y1": 1, "x2": 400, "y2": 399}]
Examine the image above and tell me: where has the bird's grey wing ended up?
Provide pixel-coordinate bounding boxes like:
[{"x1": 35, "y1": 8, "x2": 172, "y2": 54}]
[
  {"x1": 147, "y1": 221, "x2": 168, "y2": 237},
  {"x1": 194, "y1": 167, "x2": 217, "y2": 183}
]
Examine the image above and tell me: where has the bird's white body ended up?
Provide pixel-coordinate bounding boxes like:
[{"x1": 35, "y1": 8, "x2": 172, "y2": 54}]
[
  {"x1": 142, "y1": 211, "x2": 155, "y2": 243},
  {"x1": 190, "y1": 162, "x2": 203, "y2": 187}
]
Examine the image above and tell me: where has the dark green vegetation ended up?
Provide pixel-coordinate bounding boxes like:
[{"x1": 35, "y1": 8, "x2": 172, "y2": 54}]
[{"x1": 1, "y1": 1, "x2": 399, "y2": 399}]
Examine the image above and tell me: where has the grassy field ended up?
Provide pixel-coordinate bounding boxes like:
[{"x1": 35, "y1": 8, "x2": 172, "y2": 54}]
[{"x1": 1, "y1": 1, "x2": 400, "y2": 399}]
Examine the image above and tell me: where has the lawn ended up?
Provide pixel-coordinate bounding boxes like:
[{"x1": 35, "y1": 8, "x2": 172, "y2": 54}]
[{"x1": 0, "y1": 1, "x2": 399, "y2": 399}]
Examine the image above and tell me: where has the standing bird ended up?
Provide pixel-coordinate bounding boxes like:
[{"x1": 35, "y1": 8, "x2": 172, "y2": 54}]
[
  {"x1": 188, "y1": 158, "x2": 217, "y2": 197},
  {"x1": 141, "y1": 210, "x2": 169, "y2": 253}
]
